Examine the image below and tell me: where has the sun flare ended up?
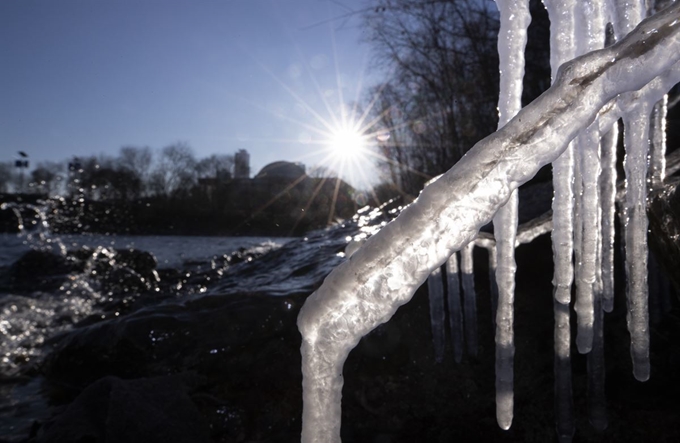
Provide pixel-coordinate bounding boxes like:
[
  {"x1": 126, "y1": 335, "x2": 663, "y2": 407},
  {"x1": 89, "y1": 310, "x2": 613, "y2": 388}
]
[{"x1": 329, "y1": 126, "x2": 366, "y2": 160}]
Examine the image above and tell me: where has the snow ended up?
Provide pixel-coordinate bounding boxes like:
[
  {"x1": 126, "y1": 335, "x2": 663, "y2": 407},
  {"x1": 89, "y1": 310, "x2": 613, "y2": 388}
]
[{"x1": 298, "y1": 3, "x2": 680, "y2": 441}]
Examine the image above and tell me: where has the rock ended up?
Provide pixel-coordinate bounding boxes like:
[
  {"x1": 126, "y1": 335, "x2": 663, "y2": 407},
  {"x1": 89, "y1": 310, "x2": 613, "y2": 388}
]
[
  {"x1": 36, "y1": 375, "x2": 211, "y2": 443},
  {"x1": 6, "y1": 249, "x2": 76, "y2": 292},
  {"x1": 648, "y1": 177, "x2": 680, "y2": 299}
]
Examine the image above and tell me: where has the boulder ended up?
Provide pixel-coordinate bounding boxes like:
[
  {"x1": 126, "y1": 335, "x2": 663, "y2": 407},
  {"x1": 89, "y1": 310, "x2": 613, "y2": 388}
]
[{"x1": 37, "y1": 375, "x2": 211, "y2": 443}]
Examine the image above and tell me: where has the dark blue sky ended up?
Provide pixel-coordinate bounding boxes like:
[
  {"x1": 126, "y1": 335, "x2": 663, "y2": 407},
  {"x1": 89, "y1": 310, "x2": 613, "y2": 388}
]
[{"x1": 1, "y1": 0, "x2": 379, "y2": 188}]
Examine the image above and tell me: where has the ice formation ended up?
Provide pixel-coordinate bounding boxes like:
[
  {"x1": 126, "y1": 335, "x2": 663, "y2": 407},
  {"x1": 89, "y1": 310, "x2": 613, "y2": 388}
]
[
  {"x1": 492, "y1": 0, "x2": 531, "y2": 429},
  {"x1": 298, "y1": 2, "x2": 680, "y2": 442}
]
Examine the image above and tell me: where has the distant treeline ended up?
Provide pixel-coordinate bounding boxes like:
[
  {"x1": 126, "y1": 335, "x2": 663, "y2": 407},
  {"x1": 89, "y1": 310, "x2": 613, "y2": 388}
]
[{"x1": 0, "y1": 144, "x2": 358, "y2": 237}]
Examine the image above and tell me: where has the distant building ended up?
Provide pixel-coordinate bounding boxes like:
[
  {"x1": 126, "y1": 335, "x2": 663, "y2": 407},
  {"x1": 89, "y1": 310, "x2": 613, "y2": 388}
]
[
  {"x1": 234, "y1": 149, "x2": 250, "y2": 179},
  {"x1": 254, "y1": 161, "x2": 306, "y2": 180}
]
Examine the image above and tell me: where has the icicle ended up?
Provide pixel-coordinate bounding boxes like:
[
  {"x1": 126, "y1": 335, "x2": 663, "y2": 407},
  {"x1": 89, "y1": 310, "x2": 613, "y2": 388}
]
[
  {"x1": 554, "y1": 300, "x2": 575, "y2": 442},
  {"x1": 493, "y1": 0, "x2": 531, "y2": 430},
  {"x1": 649, "y1": 94, "x2": 667, "y2": 191},
  {"x1": 544, "y1": 0, "x2": 577, "y2": 305},
  {"x1": 461, "y1": 242, "x2": 478, "y2": 357},
  {"x1": 488, "y1": 246, "x2": 499, "y2": 329},
  {"x1": 427, "y1": 266, "x2": 446, "y2": 363},
  {"x1": 622, "y1": 106, "x2": 652, "y2": 382},
  {"x1": 574, "y1": 0, "x2": 607, "y2": 355},
  {"x1": 600, "y1": 123, "x2": 618, "y2": 313},
  {"x1": 588, "y1": 289, "x2": 608, "y2": 430},
  {"x1": 575, "y1": 126, "x2": 601, "y2": 354},
  {"x1": 446, "y1": 253, "x2": 464, "y2": 363},
  {"x1": 543, "y1": 0, "x2": 577, "y2": 439},
  {"x1": 297, "y1": 7, "x2": 680, "y2": 438}
]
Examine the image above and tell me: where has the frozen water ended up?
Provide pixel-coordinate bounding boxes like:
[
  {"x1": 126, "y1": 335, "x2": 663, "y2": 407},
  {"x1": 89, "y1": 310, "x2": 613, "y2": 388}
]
[
  {"x1": 461, "y1": 242, "x2": 478, "y2": 358},
  {"x1": 298, "y1": 3, "x2": 680, "y2": 441},
  {"x1": 446, "y1": 253, "x2": 464, "y2": 363},
  {"x1": 493, "y1": 0, "x2": 531, "y2": 429},
  {"x1": 427, "y1": 266, "x2": 446, "y2": 363}
]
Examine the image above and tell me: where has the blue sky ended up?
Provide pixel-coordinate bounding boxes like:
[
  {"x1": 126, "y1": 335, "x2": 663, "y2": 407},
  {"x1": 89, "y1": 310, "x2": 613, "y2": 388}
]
[{"x1": 0, "y1": 0, "x2": 381, "y2": 188}]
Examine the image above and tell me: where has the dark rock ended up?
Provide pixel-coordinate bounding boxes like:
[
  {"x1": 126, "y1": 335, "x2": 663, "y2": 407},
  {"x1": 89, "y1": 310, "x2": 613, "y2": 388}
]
[
  {"x1": 6, "y1": 250, "x2": 77, "y2": 292},
  {"x1": 36, "y1": 375, "x2": 211, "y2": 443},
  {"x1": 648, "y1": 177, "x2": 680, "y2": 299},
  {"x1": 41, "y1": 293, "x2": 305, "y2": 442}
]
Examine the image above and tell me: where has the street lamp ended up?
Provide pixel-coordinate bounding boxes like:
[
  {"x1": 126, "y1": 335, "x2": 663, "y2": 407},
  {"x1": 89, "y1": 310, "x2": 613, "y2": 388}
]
[{"x1": 15, "y1": 151, "x2": 29, "y2": 194}]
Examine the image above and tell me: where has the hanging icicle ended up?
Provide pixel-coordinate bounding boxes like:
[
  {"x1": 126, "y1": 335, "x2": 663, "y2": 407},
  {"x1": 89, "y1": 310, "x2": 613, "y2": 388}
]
[
  {"x1": 492, "y1": 0, "x2": 531, "y2": 430},
  {"x1": 461, "y1": 242, "x2": 478, "y2": 358},
  {"x1": 446, "y1": 253, "x2": 464, "y2": 363},
  {"x1": 649, "y1": 94, "x2": 668, "y2": 192},
  {"x1": 543, "y1": 0, "x2": 577, "y2": 439},
  {"x1": 427, "y1": 266, "x2": 446, "y2": 363},
  {"x1": 297, "y1": 3, "x2": 680, "y2": 441},
  {"x1": 600, "y1": 122, "x2": 618, "y2": 313},
  {"x1": 622, "y1": 106, "x2": 652, "y2": 381},
  {"x1": 574, "y1": 0, "x2": 607, "y2": 355}
]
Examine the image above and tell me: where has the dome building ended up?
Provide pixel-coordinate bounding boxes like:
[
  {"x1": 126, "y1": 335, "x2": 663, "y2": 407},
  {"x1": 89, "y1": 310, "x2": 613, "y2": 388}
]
[{"x1": 254, "y1": 161, "x2": 306, "y2": 180}]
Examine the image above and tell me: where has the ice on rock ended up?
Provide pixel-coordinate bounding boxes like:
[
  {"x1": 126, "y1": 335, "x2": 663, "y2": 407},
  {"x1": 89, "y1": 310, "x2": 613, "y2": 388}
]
[{"x1": 298, "y1": 4, "x2": 680, "y2": 441}]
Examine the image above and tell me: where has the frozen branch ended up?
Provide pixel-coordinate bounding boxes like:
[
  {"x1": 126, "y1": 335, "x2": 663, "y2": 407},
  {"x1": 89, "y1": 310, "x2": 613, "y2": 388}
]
[{"x1": 298, "y1": 4, "x2": 680, "y2": 442}]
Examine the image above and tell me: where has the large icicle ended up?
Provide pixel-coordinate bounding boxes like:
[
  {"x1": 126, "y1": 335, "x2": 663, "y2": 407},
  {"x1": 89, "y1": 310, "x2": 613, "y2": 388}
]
[
  {"x1": 574, "y1": 0, "x2": 607, "y2": 355},
  {"x1": 588, "y1": 289, "x2": 608, "y2": 430},
  {"x1": 554, "y1": 300, "x2": 575, "y2": 442},
  {"x1": 543, "y1": 0, "x2": 577, "y2": 439},
  {"x1": 615, "y1": 0, "x2": 652, "y2": 383},
  {"x1": 622, "y1": 105, "x2": 652, "y2": 381},
  {"x1": 427, "y1": 267, "x2": 446, "y2": 363},
  {"x1": 446, "y1": 253, "x2": 464, "y2": 363},
  {"x1": 492, "y1": 0, "x2": 531, "y2": 430},
  {"x1": 649, "y1": 94, "x2": 668, "y2": 191},
  {"x1": 461, "y1": 242, "x2": 478, "y2": 357},
  {"x1": 298, "y1": 7, "x2": 680, "y2": 439},
  {"x1": 600, "y1": 122, "x2": 618, "y2": 313},
  {"x1": 488, "y1": 246, "x2": 499, "y2": 328},
  {"x1": 544, "y1": 0, "x2": 577, "y2": 308}
]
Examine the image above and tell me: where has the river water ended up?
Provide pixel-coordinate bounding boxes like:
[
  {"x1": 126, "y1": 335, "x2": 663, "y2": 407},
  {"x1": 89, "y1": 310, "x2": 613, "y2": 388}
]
[
  {"x1": 0, "y1": 202, "x2": 393, "y2": 441},
  {"x1": 0, "y1": 233, "x2": 293, "y2": 439}
]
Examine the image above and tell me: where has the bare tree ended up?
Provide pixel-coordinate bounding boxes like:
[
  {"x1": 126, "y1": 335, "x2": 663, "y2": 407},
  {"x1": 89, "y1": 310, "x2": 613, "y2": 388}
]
[
  {"x1": 149, "y1": 142, "x2": 197, "y2": 198},
  {"x1": 196, "y1": 154, "x2": 235, "y2": 181},
  {"x1": 0, "y1": 162, "x2": 14, "y2": 193},
  {"x1": 118, "y1": 146, "x2": 153, "y2": 196},
  {"x1": 363, "y1": 0, "x2": 549, "y2": 196},
  {"x1": 30, "y1": 161, "x2": 65, "y2": 196}
]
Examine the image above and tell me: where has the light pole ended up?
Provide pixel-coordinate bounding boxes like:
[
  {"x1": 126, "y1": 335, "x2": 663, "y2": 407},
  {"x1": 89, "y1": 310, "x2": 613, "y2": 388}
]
[{"x1": 15, "y1": 151, "x2": 29, "y2": 194}]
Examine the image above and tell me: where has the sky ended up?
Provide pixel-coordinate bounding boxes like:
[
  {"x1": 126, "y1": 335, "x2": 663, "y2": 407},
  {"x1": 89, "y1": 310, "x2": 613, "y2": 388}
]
[{"x1": 0, "y1": 0, "x2": 383, "y2": 189}]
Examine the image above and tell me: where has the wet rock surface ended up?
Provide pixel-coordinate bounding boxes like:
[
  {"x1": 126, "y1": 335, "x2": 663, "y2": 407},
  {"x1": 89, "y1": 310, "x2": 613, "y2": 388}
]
[
  {"x1": 1, "y1": 196, "x2": 679, "y2": 443},
  {"x1": 649, "y1": 177, "x2": 680, "y2": 298}
]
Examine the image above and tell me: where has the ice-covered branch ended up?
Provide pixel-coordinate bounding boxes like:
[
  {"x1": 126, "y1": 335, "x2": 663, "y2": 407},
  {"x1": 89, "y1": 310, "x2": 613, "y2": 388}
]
[{"x1": 298, "y1": 4, "x2": 680, "y2": 442}]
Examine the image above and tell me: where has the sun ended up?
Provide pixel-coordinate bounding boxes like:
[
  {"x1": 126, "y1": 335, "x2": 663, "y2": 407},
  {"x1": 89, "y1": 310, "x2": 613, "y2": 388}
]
[{"x1": 329, "y1": 126, "x2": 366, "y2": 161}]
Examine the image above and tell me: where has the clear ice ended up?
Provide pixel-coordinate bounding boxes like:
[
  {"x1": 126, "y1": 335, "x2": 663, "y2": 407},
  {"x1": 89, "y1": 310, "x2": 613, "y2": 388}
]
[{"x1": 298, "y1": 3, "x2": 680, "y2": 442}]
